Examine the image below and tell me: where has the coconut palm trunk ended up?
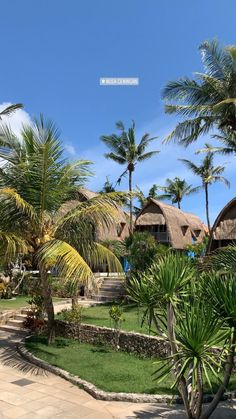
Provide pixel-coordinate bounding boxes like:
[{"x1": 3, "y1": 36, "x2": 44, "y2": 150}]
[
  {"x1": 40, "y1": 266, "x2": 55, "y2": 344},
  {"x1": 204, "y1": 183, "x2": 211, "y2": 233},
  {"x1": 128, "y1": 167, "x2": 133, "y2": 234}
]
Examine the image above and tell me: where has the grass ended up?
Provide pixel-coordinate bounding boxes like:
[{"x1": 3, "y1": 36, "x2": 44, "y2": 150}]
[
  {"x1": 26, "y1": 336, "x2": 236, "y2": 395},
  {"x1": 26, "y1": 336, "x2": 174, "y2": 394},
  {"x1": 0, "y1": 295, "x2": 64, "y2": 311},
  {"x1": 58, "y1": 303, "x2": 154, "y2": 335}
]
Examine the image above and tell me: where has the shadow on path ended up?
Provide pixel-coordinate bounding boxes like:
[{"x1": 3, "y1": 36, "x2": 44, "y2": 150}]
[
  {"x1": 0, "y1": 330, "x2": 48, "y2": 376},
  {"x1": 127, "y1": 401, "x2": 236, "y2": 419}
]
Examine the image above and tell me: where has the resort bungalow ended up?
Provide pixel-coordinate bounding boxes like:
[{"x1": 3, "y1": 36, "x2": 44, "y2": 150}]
[
  {"x1": 60, "y1": 188, "x2": 130, "y2": 242},
  {"x1": 135, "y1": 199, "x2": 206, "y2": 250},
  {"x1": 208, "y1": 197, "x2": 236, "y2": 251}
]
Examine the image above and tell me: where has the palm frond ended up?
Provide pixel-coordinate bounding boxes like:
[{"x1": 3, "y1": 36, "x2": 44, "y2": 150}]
[
  {"x1": 0, "y1": 104, "x2": 23, "y2": 118},
  {"x1": 37, "y1": 239, "x2": 93, "y2": 284}
]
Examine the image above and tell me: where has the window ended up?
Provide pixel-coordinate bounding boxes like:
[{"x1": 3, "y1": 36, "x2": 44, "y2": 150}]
[{"x1": 181, "y1": 225, "x2": 188, "y2": 236}]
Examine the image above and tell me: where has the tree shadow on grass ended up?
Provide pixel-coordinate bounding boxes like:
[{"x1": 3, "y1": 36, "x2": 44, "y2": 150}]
[{"x1": 0, "y1": 331, "x2": 48, "y2": 376}]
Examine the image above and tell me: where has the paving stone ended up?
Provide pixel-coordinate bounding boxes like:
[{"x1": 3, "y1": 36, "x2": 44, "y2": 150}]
[
  {"x1": 11, "y1": 379, "x2": 34, "y2": 387},
  {"x1": 3, "y1": 406, "x2": 28, "y2": 418}
]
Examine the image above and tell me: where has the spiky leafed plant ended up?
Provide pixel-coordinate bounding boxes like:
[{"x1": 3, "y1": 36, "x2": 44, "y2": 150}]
[
  {"x1": 100, "y1": 121, "x2": 159, "y2": 233},
  {"x1": 200, "y1": 270, "x2": 236, "y2": 419},
  {"x1": 180, "y1": 152, "x2": 229, "y2": 232},
  {"x1": 0, "y1": 116, "x2": 123, "y2": 343},
  {"x1": 128, "y1": 254, "x2": 236, "y2": 419},
  {"x1": 158, "y1": 177, "x2": 199, "y2": 209},
  {"x1": 162, "y1": 40, "x2": 236, "y2": 146}
]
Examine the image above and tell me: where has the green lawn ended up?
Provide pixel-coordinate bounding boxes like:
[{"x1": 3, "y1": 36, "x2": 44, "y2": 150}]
[
  {"x1": 0, "y1": 296, "x2": 64, "y2": 311},
  {"x1": 26, "y1": 336, "x2": 174, "y2": 394},
  {"x1": 59, "y1": 303, "x2": 154, "y2": 335},
  {"x1": 26, "y1": 336, "x2": 236, "y2": 395}
]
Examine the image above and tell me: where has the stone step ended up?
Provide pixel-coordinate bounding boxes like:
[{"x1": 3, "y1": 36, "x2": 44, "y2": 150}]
[
  {"x1": 102, "y1": 281, "x2": 125, "y2": 286},
  {"x1": 98, "y1": 291, "x2": 124, "y2": 298},
  {"x1": 7, "y1": 319, "x2": 25, "y2": 328},
  {"x1": 21, "y1": 308, "x2": 33, "y2": 315},
  {"x1": 92, "y1": 295, "x2": 124, "y2": 302},
  {"x1": 0, "y1": 324, "x2": 29, "y2": 333},
  {"x1": 99, "y1": 287, "x2": 124, "y2": 293},
  {"x1": 14, "y1": 314, "x2": 28, "y2": 321}
]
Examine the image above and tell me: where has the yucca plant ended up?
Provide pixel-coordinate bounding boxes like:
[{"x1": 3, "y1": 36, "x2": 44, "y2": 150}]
[
  {"x1": 0, "y1": 116, "x2": 123, "y2": 343},
  {"x1": 127, "y1": 254, "x2": 236, "y2": 419}
]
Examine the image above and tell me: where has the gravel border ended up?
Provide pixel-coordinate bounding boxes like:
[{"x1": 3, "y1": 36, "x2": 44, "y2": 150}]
[{"x1": 17, "y1": 337, "x2": 236, "y2": 404}]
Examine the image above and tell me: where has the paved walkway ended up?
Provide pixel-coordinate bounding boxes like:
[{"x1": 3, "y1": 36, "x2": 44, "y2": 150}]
[{"x1": 0, "y1": 331, "x2": 235, "y2": 418}]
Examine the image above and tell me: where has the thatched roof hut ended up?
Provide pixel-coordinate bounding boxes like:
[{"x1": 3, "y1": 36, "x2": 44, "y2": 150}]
[
  {"x1": 209, "y1": 197, "x2": 236, "y2": 251},
  {"x1": 60, "y1": 188, "x2": 129, "y2": 242},
  {"x1": 135, "y1": 199, "x2": 206, "y2": 249}
]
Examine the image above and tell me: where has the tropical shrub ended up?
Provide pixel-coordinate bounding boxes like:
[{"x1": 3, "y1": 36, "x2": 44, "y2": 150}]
[
  {"x1": 127, "y1": 253, "x2": 236, "y2": 419},
  {"x1": 126, "y1": 231, "x2": 168, "y2": 274},
  {"x1": 61, "y1": 304, "x2": 84, "y2": 325}
]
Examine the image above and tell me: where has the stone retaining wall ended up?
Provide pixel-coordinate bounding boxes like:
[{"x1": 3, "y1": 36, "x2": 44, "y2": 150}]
[{"x1": 55, "y1": 320, "x2": 169, "y2": 358}]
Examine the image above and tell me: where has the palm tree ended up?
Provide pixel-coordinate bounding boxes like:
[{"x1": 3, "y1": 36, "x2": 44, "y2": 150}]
[
  {"x1": 0, "y1": 116, "x2": 122, "y2": 343},
  {"x1": 158, "y1": 177, "x2": 199, "y2": 209},
  {"x1": 162, "y1": 40, "x2": 236, "y2": 146},
  {"x1": 100, "y1": 121, "x2": 159, "y2": 233},
  {"x1": 99, "y1": 176, "x2": 115, "y2": 193},
  {"x1": 197, "y1": 132, "x2": 236, "y2": 156},
  {"x1": 135, "y1": 184, "x2": 160, "y2": 211},
  {"x1": 180, "y1": 152, "x2": 229, "y2": 231}
]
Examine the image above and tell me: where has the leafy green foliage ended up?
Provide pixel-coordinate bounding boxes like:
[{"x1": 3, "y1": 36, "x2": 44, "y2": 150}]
[
  {"x1": 108, "y1": 305, "x2": 125, "y2": 329},
  {"x1": 126, "y1": 231, "x2": 168, "y2": 274},
  {"x1": 163, "y1": 39, "x2": 236, "y2": 146},
  {"x1": 158, "y1": 177, "x2": 199, "y2": 209},
  {"x1": 61, "y1": 305, "x2": 84, "y2": 325}
]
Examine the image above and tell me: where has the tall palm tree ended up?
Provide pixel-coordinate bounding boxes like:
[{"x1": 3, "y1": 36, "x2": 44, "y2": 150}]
[
  {"x1": 180, "y1": 153, "x2": 230, "y2": 231},
  {"x1": 100, "y1": 121, "x2": 159, "y2": 233},
  {"x1": 162, "y1": 40, "x2": 236, "y2": 146},
  {"x1": 158, "y1": 177, "x2": 199, "y2": 209},
  {"x1": 0, "y1": 116, "x2": 122, "y2": 343}
]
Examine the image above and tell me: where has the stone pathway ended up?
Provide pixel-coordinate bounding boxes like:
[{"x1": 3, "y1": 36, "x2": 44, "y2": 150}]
[{"x1": 0, "y1": 330, "x2": 235, "y2": 418}]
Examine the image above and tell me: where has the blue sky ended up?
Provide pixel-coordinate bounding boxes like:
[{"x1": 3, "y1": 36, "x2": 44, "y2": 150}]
[{"x1": 1, "y1": 0, "x2": 236, "y2": 223}]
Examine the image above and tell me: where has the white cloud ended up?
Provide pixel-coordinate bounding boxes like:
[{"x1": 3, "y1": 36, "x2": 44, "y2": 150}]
[
  {"x1": 0, "y1": 102, "x2": 31, "y2": 137},
  {"x1": 64, "y1": 143, "x2": 77, "y2": 156}
]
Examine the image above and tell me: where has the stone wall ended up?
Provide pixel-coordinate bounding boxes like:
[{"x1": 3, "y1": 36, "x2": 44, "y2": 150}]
[{"x1": 55, "y1": 320, "x2": 169, "y2": 358}]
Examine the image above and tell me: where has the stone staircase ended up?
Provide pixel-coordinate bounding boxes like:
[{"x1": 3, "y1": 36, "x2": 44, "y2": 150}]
[
  {"x1": 92, "y1": 276, "x2": 126, "y2": 302},
  {"x1": 0, "y1": 309, "x2": 29, "y2": 334}
]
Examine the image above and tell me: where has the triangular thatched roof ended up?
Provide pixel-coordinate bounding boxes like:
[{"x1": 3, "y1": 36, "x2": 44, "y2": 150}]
[
  {"x1": 135, "y1": 199, "x2": 206, "y2": 249},
  {"x1": 208, "y1": 197, "x2": 236, "y2": 250}
]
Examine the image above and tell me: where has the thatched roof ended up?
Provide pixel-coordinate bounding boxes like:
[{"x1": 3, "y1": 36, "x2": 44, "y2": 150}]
[
  {"x1": 135, "y1": 199, "x2": 206, "y2": 249},
  {"x1": 61, "y1": 188, "x2": 129, "y2": 241},
  {"x1": 210, "y1": 197, "x2": 236, "y2": 243}
]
